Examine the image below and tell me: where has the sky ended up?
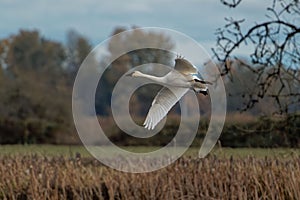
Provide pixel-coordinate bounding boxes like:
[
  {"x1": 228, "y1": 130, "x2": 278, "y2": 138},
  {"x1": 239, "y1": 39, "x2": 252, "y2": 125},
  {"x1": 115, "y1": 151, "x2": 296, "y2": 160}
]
[{"x1": 0, "y1": 0, "x2": 271, "y2": 57}]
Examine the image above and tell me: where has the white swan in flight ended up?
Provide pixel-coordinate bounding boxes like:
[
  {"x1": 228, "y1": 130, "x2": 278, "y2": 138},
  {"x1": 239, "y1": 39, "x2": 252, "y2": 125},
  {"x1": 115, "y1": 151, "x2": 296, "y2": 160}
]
[{"x1": 128, "y1": 57, "x2": 212, "y2": 130}]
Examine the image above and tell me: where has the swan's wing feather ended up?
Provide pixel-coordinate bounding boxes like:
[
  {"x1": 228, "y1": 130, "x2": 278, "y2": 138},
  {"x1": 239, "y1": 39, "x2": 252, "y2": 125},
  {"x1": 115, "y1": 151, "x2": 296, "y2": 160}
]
[
  {"x1": 174, "y1": 58, "x2": 198, "y2": 75},
  {"x1": 143, "y1": 87, "x2": 189, "y2": 130}
]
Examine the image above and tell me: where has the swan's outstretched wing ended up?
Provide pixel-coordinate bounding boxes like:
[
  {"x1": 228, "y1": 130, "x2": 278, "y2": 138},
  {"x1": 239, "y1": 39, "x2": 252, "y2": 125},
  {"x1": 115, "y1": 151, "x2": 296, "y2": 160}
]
[
  {"x1": 174, "y1": 58, "x2": 198, "y2": 75},
  {"x1": 143, "y1": 87, "x2": 189, "y2": 130}
]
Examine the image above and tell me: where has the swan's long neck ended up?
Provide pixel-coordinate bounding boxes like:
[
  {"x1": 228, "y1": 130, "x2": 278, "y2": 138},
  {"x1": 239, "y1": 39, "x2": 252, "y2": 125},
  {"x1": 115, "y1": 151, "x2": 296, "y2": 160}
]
[{"x1": 136, "y1": 72, "x2": 166, "y2": 84}]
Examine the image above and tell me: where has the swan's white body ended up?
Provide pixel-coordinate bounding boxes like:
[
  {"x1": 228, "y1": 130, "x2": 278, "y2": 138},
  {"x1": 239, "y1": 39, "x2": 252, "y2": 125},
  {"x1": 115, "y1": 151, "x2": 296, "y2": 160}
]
[{"x1": 129, "y1": 58, "x2": 211, "y2": 130}]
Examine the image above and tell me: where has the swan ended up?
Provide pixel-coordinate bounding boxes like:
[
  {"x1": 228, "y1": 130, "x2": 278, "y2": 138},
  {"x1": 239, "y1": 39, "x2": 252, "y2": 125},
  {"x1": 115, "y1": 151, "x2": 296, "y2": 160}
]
[{"x1": 128, "y1": 57, "x2": 212, "y2": 130}]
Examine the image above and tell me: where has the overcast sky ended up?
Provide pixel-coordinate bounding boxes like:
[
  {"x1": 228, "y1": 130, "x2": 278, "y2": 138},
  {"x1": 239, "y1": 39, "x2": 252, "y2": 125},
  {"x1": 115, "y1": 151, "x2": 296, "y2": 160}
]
[{"x1": 0, "y1": 0, "x2": 271, "y2": 57}]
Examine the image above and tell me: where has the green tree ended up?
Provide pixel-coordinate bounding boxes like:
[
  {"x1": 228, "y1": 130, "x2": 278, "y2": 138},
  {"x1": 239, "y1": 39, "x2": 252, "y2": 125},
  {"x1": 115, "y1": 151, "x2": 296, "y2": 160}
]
[{"x1": 0, "y1": 30, "x2": 75, "y2": 144}]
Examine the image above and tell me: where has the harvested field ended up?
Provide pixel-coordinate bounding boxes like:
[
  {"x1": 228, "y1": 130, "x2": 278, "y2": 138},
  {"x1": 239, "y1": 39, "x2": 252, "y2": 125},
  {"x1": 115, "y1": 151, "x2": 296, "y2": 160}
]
[{"x1": 1, "y1": 153, "x2": 300, "y2": 199}]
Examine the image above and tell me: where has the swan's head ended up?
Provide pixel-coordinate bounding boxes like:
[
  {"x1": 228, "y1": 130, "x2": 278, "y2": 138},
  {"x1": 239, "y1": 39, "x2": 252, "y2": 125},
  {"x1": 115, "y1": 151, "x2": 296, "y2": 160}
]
[{"x1": 126, "y1": 70, "x2": 143, "y2": 77}]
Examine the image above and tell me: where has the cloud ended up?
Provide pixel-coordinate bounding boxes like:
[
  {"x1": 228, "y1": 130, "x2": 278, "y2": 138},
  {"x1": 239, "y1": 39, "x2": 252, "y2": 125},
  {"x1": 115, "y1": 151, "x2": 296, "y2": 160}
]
[{"x1": 0, "y1": 0, "x2": 272, "y2": 53}]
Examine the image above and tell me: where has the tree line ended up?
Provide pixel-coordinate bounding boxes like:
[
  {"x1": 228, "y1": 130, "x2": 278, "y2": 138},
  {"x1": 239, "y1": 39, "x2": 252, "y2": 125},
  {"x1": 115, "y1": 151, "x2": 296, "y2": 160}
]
[{"x1": 0, "y1": 27, "x2": 299, "y2": 146}]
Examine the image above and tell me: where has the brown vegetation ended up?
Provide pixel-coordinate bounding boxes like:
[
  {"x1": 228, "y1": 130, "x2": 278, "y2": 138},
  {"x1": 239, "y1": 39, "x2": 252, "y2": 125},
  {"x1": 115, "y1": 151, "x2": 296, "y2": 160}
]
[{"x1": 1, "y1": 154, "x2": 300, "y2": 199}]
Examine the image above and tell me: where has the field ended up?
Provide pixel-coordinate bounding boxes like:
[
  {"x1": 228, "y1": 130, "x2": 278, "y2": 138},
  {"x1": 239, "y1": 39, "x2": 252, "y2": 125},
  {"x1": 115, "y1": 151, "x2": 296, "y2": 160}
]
[{"x1": 1, "y1": 145, "x2": 300, "y2": 199}]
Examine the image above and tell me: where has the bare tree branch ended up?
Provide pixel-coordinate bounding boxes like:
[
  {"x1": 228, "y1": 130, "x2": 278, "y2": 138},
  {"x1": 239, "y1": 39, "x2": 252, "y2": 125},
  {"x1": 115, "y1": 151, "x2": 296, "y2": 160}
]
[
  {"x1": 214, "y1": 0, "x2": 300, "y2": 114},
  {"x1": 220, "y1": 0, "x2": 242, "y2": 8}
]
